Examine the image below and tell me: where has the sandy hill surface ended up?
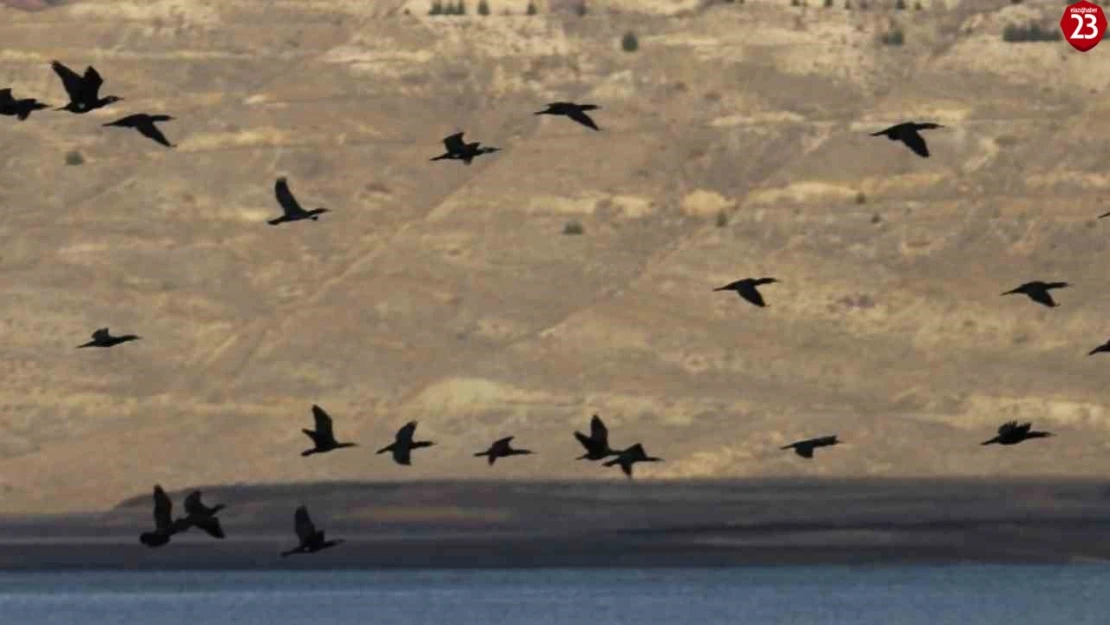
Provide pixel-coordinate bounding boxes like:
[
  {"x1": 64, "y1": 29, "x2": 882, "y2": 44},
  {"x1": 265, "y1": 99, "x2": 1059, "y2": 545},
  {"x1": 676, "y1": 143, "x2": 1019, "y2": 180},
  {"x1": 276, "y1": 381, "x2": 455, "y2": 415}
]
[{"x1": 1, "y1": 0, "x2": 1109, "y2": 514}]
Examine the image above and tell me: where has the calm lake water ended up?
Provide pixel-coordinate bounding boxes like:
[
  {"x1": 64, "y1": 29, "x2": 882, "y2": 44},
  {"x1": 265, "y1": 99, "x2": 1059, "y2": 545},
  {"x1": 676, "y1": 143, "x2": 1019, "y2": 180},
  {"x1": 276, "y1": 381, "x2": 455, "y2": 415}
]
[{"x1": 0, "y1": 565, "x2": 1107, "y2": 625}]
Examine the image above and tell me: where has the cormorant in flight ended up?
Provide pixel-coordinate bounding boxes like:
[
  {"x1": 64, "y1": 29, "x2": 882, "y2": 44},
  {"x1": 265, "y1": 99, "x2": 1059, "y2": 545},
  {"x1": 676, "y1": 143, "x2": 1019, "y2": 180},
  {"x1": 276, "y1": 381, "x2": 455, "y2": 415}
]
[
  {"x1": 300, "y1": 405, "x2": 358, "y2": 457},
  {"x1": 1001, "y1": 281, "x2": 1070, "y2": 308},
  {"x1": 51, "y1": 60, "x2": 122, "y2": 114},
  {"x1": 474, "y1": 436, "x2": 533, "y2": 466},
  {"x1": 267, "y1": 177, "x2": 329, "y2": 225},
  {"x1": 266, "y1": 176, "x2": 326, "y2": 225},
  {"x1": 870, "y1": 121, "x2": 943, "y2": 158},
  {"x1": 180, "y1": 490, "x2": 226, "y2": 539},
  {"x1": 1089, "y1": 339, "x2": 1110, "y2": 356},
  {"x1": 281, "y1": 506, "x2": 344, "y2": 557},
  {"x1": 430, "y1": 132, "x2": 500, "y2": 165},
  {"x1": 77, "y1": 327, "x2": 140, "y2": 349},
  {"x1": 138, "y1": 485, "x2": 189, "y2": 548},
  {"x1": 781, "y1": 435, "x2": 840, "y2": 459},
  {"x1": 0, "y1": 88, "x2": 48, "y2": 121},
  {"x1": 534, "y1": 102, "x2": 602, "y2": 131},
  {"x1": 981, "y1": 421, "x2": 1053, "y2": 446},
  {"x1": 103, "y1": 114, "x2": 176, "y2": 148},
  {"x1": 714, "y1": 277, "x2": 779, "y2": 308},
  {"x1": 602, "y1": 443, "x2": 662, "y2": 478},
  {"x1": 376, "y1": 421, "x2": 435, "y2": 466},
  {"x1": 574, "y1": 414, "x2": 618, "y2": 461}
]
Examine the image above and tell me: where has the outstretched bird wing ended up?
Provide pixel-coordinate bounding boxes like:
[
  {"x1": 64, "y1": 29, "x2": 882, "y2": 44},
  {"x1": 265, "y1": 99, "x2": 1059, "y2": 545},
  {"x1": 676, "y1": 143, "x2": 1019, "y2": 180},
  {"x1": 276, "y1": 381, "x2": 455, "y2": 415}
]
[
  {"x1": 396, "y1": 421, "x2": 417, "y2": 445},
  {"x1": 92, "y1": 328, "x2": 110, "y2": 340},
  {"x1": 0, "y1": 88, "x2": 12, "y2": 104},
  {"x1": 183, "y1": 490, "x2": 207, "y2": 517},
  {"x1": 134, "y1": 118, "x2": 174, "y2": 148},
  {"x1": 870, "y1": 123, "x2": 902, "y2": 137},
  {"x1": 899, "y1": 130, "x2": 930, "y2": 158},
  {"x1": 275, "y1": 177, "x2": 305, "y2": 217},
  {"x1": 998, "y1": 421, "x2": 1018, "y2": 435},
  {"x1": 1025, "y1": 289, "x2": 1057, "y2": 307},
  {"x1": 736, "y1": 284, "x2": 767, "y2": 307},
  {"x1": 811, "y1": 435, "x2": 839, "y2": 448},
  {"x1": 443, "y1": 132, "x2": 466, "y2": 154},
  {"x1": 152, "y1": 485, "x2": 174, "y2": 531},
  {"x1": 793, "y1": 445, "x2": 815, "y2": 459},
  {"x1": 294, "y1": 506, "x2": 316, "y2": 542},
  {"x1": 565, "y1": 108, "x2": 600, "y2": 131},
  {"x1": 191, "y1": 516, "x2": 225, "y2": 539},
  {"x1": 310, "y1": 405, "x2": 335, "y2": 441},
  {"x1": 51, "y1": 61, "x2": 85, "y2": 101},
  {"x1": 493, "y1": 436, "x2": 514, "y2": 449},
  {"x1": 589, "y1": 415, "x2": 608, "y2": 443},
  {"x1": 83, "y1": 66, "x2": 105, "y2": 100}
]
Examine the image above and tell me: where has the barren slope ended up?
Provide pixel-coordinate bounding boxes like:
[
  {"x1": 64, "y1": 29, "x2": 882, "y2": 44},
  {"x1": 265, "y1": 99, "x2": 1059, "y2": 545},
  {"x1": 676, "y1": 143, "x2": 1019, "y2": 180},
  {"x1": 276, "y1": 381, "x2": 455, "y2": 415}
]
[{"x1": 1, "y1": 0, "x2": 1109, "y2": 514}]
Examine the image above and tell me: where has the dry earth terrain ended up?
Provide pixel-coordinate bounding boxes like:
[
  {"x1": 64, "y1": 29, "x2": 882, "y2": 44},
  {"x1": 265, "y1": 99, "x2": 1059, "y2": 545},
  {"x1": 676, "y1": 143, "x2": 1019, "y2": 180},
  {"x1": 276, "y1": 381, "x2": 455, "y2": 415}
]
[{"x1": 2, "y1": 0, "x2": 1110, "y2": 515}]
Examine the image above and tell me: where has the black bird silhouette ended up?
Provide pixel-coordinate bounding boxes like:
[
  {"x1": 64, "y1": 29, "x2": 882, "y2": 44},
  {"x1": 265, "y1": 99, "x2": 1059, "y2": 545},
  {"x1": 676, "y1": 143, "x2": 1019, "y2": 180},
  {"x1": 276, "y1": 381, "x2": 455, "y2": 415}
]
[
  {"x1": 574, "y1": 414, "x2": 618, "y2": 461},
  {"x1": 1001, "y1": 281, "x2": 1070, "y2": 308},
  {"x1": 1089, "y1": 339, "x2": 1110, "y2": 356},
  {"x1": 179, "y1": 490, "x2": 226, "y2": 539},
  {"x1": 870, "y1": 121, "x2": 943, "y2": 158},
  {"x1": 981, "y1": 421, "x2": 1053, "y2": 446},
  {"x1": 714, "y1": 277, "x2": 779, "y2": 308},
  {"x1": 474, "y1": 436, "x2": 533, "y2": 466},
  {"x1": 300, "y1": 405, "x2": 358, "y2": 457},
  {"x1": 281, "y1": 506, "x2": 344, "y2": 557},
  {"x1": 781, "y1": 435, "x2": 840, "y2": 459},
  {"x1": 138, "y1": 485, "x2": 189, "y2": 548},
  {"x1": 103, "y1": 114, "x2": 176, "y2": 148},
  {"x1": 77, "y1": 327, "x2": 140, "y2": 349},
  {"x1": 1098, "y1": 210, "x2": 1110, "y2": 219},
  {"x1": 0, "y1": 88, "x2": 49, "y2": 121},
  {"x1": 51, "y1": 60, "x2": 122, "y2": 114},
  {"x1": 534, "y1": 102, "x2": 602, "y2": 131},
  {"x1": 602, "y1": 443, "x2": 663, "y2": 478},
  {"x1": 430, "y1": 132, "x2": 500, "y2": 165},
  {"x1": 376, "y1": 421, "x2": 435, "y2": 466},
  {"x1": 267, "y1": 177, "x2": 329, "y2": 225}
]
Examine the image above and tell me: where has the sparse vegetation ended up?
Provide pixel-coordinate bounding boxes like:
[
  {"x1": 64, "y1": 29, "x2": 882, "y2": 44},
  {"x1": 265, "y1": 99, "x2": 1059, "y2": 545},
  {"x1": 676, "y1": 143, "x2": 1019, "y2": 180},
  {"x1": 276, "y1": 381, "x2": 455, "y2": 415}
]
[
  {"x1": 574, "y1": 2, "x2": 588, "y2": 16},
  {"x1": 526, "y1": 0, "x2": 537, "y2": 15},
  {"x1": 895, "y1": 0, "x2": 906, "y2": 10},
  {"x1": 429, "y1": 0, "x2": 443, "y2": 15},
  {"x1": 563, "y1": 220, "x2": 585, "y2": 235},
  {"x1": 478, "y1": 0, "x2": 490, "y2": 15},
  {"x1": 855, "y1": 190, "x2": 867, "y2": 205},
  {"x1": 824, "y1": 0, "x2": 833, "y2": 7},
  {"x1": 621, "y1": 30, "x2": 639, "y2": 53},
  {"x1": 716, "y1": 210, "x2": 729, "y2": 228},
  {"x1": 456, "y1": 0, "x2": 467, "y2": 15},
  {"x1": 1002, "y1": 22, "x2": 1063, "y2": 43},
  {"x1": 65, "y1": 150, "x2": 84, "y2": 166},
  {"x1": 879, "y1": 28, "x2": 905, "y2": 46}
]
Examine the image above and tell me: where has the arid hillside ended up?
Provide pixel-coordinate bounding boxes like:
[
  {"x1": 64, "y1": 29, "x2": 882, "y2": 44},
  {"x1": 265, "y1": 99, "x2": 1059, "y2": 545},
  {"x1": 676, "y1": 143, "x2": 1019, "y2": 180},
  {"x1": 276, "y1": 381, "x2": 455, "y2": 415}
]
[{"x1": 1, "y1": 0, "x2": 1109, "y2": 514}]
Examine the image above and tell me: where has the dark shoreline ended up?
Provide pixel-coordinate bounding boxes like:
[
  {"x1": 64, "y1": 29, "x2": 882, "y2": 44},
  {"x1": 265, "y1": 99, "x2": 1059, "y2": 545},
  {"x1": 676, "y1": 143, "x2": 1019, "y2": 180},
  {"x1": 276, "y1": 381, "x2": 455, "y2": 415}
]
[{"x1": 4, "y1": 478, "x2": 1110, "y2": 571}]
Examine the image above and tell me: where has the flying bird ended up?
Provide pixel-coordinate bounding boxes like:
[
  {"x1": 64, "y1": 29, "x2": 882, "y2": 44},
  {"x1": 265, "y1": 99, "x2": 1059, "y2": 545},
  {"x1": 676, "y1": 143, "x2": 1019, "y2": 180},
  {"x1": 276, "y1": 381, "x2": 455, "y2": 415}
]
[
  {"x1": 574, "y1": 414, "x2": 618, "y2": 461},
  {"x1": 781, "y1": 435, "x2": 840, "y2": 459},
  {"x1": 430, "y1": 132, "x2": 500, "y2": 165},
  {"x1": 870, "y1": 121, "x2": 944, "y2": 158},
  {"x1": 0, "y1": 88, "x2": 49, "y2": 121},
  {"x1": 280, "y1": 506, "x2": 344, "y2": 557},
  {"x1": 300, "y1": 405, "x2": 358, "y2": 457},
  {"x1": 376, "y1": 421, "x2": 435, "y2": 466},
  {"x1": 981, "y1": 421, "x2": 1053, "y2": 446},
  {"x1": 103, "y1": 114, "x2": 176, "y2": 148},
  {"x1": 1098, "y1": 210, "x2": 1110, "y2": 219},
  {"x1": 602, "y1": 443, "x2": 663, "y2": 478},
  {"x1": 267, "y1": 177, "x2": 329, "y2": 225},
  {"x1": 51, "y1": 60, "x2": 122, "y2": 114},
  {"x1": 474, "y1": 436, "x2": 533, "y2": 466},
  {"x1": 1001, "y1": 281, "x2": 1070, "y2": 308},
  {"x1": 713, "y1": 277, "x2": 779, "y2": 308},
  {"x1": 77, "y1": 327, "x2": 140, "y2": 349},
  {"x1": 1088, "y1": 339, "x2": 1110, "y2": 356},
  {"x1": 534, "y1": 101, "x2": 602, "y2": 131},
  {"x1": 179, "y1": 490, "x2": 226, "y2": 539},
  {"x1": 138, "y1": 485, "x2": 189, "y2": 548}
]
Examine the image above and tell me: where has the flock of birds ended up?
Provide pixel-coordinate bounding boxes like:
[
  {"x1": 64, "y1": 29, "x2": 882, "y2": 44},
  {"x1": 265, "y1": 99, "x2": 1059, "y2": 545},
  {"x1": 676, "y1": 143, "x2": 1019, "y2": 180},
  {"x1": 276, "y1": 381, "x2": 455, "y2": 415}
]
[{"x1": 2, "y1": 57, "x2": 1080, "y2": 558}]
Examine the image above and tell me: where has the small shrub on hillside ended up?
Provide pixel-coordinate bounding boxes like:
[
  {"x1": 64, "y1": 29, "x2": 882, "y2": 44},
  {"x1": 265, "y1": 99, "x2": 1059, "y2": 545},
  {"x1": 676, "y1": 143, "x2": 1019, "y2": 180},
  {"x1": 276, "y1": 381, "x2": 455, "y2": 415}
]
[
  {"x1": 563, "y1": 220, "x2": 585, "y2": 235},
  {"x1": 824, "y1": 0, "x2": 833, "y2": 7},
  {"x1": 716, "y1": 209, "x2": 729, "y2": 228},
  {"x1": 621, "y1": 30, "x2": 639, "y2": 52},
  {"x1": 456, "y1": 0, "x2": 467, "y2": 15},
  {"x1": 478, "y1": 0, "x2": 490, "y2": 15},
  {"x1": 574, "y1": 1, "x2": 588, "y2": 16},
  {"x1": 895, "y1": 0, "x2": 906, "y2": 9},
  {"x1": 1002, "y1": 22, "x2": 1062, "y2": 42},
  {"x1": 526, "y1": 0, "x2": 538, "y2": 15},
  {"x1": 855, "y1": 190, "x2": 867, "y2": 205},
  {"x1": 429, "y1": 0, "x2": 443, "y2": 15},
  {"x1": 879, "y1": 28, "x2": 904, "y2": 46},
  {"x1": 65, "y1": 150, "x2": 84, "y2": 166}
]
